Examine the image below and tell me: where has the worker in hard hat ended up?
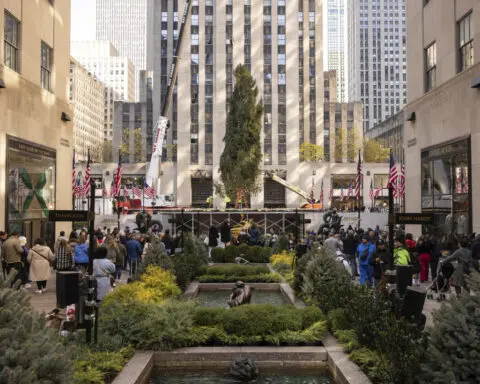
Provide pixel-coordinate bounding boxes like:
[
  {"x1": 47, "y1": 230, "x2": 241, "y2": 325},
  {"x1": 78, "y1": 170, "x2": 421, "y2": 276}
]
[
  {"x1": 206, "y1": 195, "x2": 213, "y2": 208},
  {"x1": 225, "y1": 196, "x2": 232, "y2": 208}
]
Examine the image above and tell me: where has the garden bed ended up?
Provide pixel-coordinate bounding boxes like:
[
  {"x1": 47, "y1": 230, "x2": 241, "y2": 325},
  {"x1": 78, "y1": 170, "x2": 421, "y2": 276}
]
[{"x1": 199, "y1": 263, "x2": 281, "y2": 283}]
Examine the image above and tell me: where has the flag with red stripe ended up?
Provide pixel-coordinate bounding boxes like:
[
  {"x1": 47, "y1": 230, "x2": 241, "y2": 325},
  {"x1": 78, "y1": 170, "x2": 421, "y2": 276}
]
[
  {"x1": 374, "y1": 184, "x2": 382, "y2": 198},
  {"x1": 144, "y1": 182, "x2": 156, "y2": 199},
  {"x1": 398, "y1": 163, "x2": 405, "y2": 197},
  {"x1": 133, "y1": 185, "x2": 142, "y2": 198},
  {"x1": 347, "y1": 184, "x2": 353, "y2": 200},
  {"x1": 369, "y1": 179, "x2": 374, "y2": 202},
  {"x1": 83, "y1": 149, "x2": 92, "y2": 197},
  {"x1": 113, "y1": 156, "x2": 122, "y2": 197},
  {"x1": 72, "y1": 150, "x2": 76, "y2": 197},
  {"x1": 388, "y1": 151, "x2": 398, "y2": 195},
  {"x1": 355, "y1": 151, "x2": 362, "y2": 199}
]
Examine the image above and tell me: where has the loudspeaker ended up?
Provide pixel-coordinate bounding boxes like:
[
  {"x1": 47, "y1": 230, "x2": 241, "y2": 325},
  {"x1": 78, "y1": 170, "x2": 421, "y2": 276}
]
[
  {"x1": 395, "y1": 265, "x2": 412, "y2": 295},
  {"x1": 56, "y1": 271, "x2": 80, "y2": 307},
  {"x1": 401, "y1": 286, "x2": 426, "y2": 324}
]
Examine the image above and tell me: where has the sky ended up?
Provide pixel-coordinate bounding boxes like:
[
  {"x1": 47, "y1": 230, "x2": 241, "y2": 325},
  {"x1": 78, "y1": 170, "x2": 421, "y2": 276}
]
[{"x1": 71, "y1": 0, "x2": 96, "y2": 41}]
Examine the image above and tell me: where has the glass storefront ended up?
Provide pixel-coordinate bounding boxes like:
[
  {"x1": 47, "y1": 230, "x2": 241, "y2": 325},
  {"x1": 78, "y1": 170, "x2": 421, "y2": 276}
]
[
  {"x1": 421, "y1": 137, "x2": 471, "y2": 238},
  {"x1": 6, "y1": 136, "x2": 56, "y2": 247}
]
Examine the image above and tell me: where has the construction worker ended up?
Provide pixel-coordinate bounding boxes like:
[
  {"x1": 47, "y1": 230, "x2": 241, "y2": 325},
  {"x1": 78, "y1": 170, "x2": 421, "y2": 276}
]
[
  {"x1": 225, "y1": 196, "x2": 231, "y2": 208},
  {"x1": 206, "y1": 195, "x2": 213, "y2": 208}
]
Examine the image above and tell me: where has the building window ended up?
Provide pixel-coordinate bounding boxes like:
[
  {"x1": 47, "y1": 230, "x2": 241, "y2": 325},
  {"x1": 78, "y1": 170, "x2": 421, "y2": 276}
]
[
  {"x1": 41, "y1": 42, "x2": 53, "y2": 91},
  {"x1": 4, "y1": 11, "x2": 20, "y2": 72},
  {"x1": 458, "y1": 13, "x2": 474, "y2": 72},
  {"x1": 425, "y1": 43, "x2": 436, "y2": 92}
]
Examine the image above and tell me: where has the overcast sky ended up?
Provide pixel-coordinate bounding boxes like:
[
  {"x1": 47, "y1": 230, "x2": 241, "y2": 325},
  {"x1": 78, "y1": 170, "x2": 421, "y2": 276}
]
[{"x1": 71, "y1": 0, "x2": 96, "y2": 41}]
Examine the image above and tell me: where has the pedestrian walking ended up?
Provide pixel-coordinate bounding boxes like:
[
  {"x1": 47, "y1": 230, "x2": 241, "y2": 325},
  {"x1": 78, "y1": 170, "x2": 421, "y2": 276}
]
[
  {"x1": 2, "y1": 232, "x2": 25, "y2": 286},
  {"x1": 92, "y1": 247, "x2": 115, "y2": 302},
  {"x1": 356, "y1": 235, "x2": 376, "y2": 286},
  {"x1": 428, "y1": 236, "x2": 441, "y2": 281},
  {"x1": 417, "y1": 236, "x2": 431, "y2": 283},
  {"x1": 370, "y1": 239, "x2": 391, "y2": 290},
  {"x1": 74, "y1": 235, "x2": 89, "y2": 271},
  {"x1": 125, "y1": 235, "x2": 143, "y2": 276},
  {"x1": 342, "y1": 229, "x2": 359, "y2": 279},
  {"x1": 18, "y1": 236, "x2": 31, "y2": 287},
  {"x1": 54, "y1": 238, "x2": 74, "y2": 271},
  {"x1": 27, "y1": 238, "x2": 54, "y2": 293},
  {"x1": 115, "y1": 238, "x2": 126, "y2": 281},
  {"x1": 220, "y1": 220, "x2": 232, "y2": 247}
]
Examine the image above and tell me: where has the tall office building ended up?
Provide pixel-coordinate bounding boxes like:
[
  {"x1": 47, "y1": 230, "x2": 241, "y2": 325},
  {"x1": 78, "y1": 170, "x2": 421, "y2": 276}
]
[
  {"x1": 96, "y1": 0, "x2": 150, "y2": 100},
  {"x1": 149, "y1": 0, "x2": 324, "y2": 208},
  {"x1": 347, "y1": 0, "x2": 407, "y2": 131},
  {"x1": 71, "y1": 41, "x2": 135, "y2": 141},
  {"x1": 324, "y1": 0, "x2": 346, "y2": 102},
  {"x1": 69, "y1": 58, "x2": 105, "y2": 161}
]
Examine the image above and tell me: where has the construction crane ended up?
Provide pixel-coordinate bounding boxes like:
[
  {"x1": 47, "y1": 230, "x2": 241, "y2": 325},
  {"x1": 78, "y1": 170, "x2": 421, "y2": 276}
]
[
  {"x1": 146, "y1": 0, "x2": 193, "y2": 189},
  {"x1": 271, "y1": 174, "x2": 322, "y2": 209}
]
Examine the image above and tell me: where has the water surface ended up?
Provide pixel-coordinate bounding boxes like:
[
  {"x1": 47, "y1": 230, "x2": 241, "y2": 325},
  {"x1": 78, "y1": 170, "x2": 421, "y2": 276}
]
[{"x1": 196, "y1": 290, "x2": 289, "y2": 307}]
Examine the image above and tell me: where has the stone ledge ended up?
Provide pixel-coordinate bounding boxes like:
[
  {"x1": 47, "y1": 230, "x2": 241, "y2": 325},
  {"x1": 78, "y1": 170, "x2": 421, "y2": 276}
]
[
  {"x1": 323, "y1": 332, "x2": 373, "y2": 384},
  {"x1": 112, "y1": 351, "x2": 154, "y2": 384}
]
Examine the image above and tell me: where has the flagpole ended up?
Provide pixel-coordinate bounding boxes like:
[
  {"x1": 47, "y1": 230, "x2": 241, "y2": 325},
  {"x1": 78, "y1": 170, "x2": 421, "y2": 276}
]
[
  {"x1": 358, "y1": 149, "x2": 361, "y2": 229},
  {"x1": 388, "y1": 149, "x2": 395, "y2": 259}
]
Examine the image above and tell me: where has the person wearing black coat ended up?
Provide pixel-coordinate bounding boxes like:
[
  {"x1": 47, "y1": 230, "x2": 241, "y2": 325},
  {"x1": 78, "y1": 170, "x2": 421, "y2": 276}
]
[
  {"x1": 370, "y1": 239, "x2": 392, "y2": 289},
  {"x1": 342, "y1": 231, "x2": 359, "y2": 279},
  {"x1": 220, "y1": 220, "x2": 232, "y2": 247},
  {"x1": 428, "y1": 236, "x2": 442, "y2": 281},
  {"x1": 471, "y1": 234, "x2": 480, "y2": 261}
]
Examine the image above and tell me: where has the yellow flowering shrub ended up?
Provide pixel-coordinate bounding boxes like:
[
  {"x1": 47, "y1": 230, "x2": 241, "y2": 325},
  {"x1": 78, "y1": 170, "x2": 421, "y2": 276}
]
[
  {"x1": 103, "y1": 266, "x2": 180, "y2": 306},
  {"x1": 270, "y1": 251, "x2": 294, "y2": 267}
]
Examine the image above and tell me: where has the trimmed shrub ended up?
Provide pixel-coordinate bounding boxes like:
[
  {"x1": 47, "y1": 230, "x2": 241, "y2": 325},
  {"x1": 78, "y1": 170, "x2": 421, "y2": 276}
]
[
  {"x1": 301, "y1": 247, "x2": 353, "y2": 313},
  {"x1": 327, "y1": 308, "x2": 349, "y2": 331},
  {"x1": 293, "y1": 249, "x2": 315, "y2": 293},
  {"x1": 136, "y1": 238, "x2": 174, "y2": 276},
  {"x1": 173, "y1": 232, "x2": 209, "y2": 290},
  {"x1": 273, "y1": 235, "x2": 290, "y2": 254},
  {"x1": 247, "y1": 246, "x2": 271, "y2": 263},
  {"x1": 270, "y1": 251, "x2": 294, "y2": 267},
  {"x1": 199, "y1": 273, "x2": 281, "y2": 283},
  {"x1": 334, "y1": 329, "x2": 360, "y2": 353},
  {"x1": 210, "y1": 247, "x2": 226, "y2": 263},
  {"x1": 204, "y1": 264, "x2": 270, "y2": 276},
  {"x1": 224, "y1": 245, "x2": 238, "y2": 263},
  {"x1": 220, "y1": 244, "x2": 271, "y2": 264},
  {"x1": 349, "y1": 347, "x2": 389, "y2": 384},
  {"x1": 102, "y1": 266, "x2": 180, "y2": 306}
]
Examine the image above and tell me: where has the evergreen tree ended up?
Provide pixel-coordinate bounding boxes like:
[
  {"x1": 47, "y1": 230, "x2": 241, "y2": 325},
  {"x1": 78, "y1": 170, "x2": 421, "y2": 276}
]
[
  {"x1": 219, "y1": 64, "x2": 263, "y2": 202},
  {"x1": 420, "y1": 271, "x2": 480, "y2": 383},
  {"x1": 0, "y1": 272, "x2": 73, "y2": 383}
]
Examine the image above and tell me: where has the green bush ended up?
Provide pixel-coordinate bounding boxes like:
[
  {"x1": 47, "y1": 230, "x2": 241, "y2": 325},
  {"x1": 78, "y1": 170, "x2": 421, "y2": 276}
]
[
  {"x1": 293, "y1": 249, "x2": 315, "y2": 293},
  {"x1": 349, "y1": 347, "x2": 389, "y2": 384},
  {"x1": 136, "y1": 238, "x2": 174, "y2": 277},
  {"x1": 247, "y1": 246, "x2": 271, "y2": 263},
  {"x1": 327, "y1": 308, "x2": 350, "y2": 331},
  {"x1": 301, "y1": 247, "x2": 353, "y2": 314},
  {"x1": 273, "y1": 235, "x2": 290, "y2": 254},
  {"x1": 219, "y1": 245, "x2": 271, "y2": 263},
  {"x1": 73, "y1": 347, "x2": 134, "y2": 384},
  {"x1": 173, "y1": 232, "x2": 209, "y2": 290},
  {"x1": 0, "y1": 273, "x2": 73, "y2": 382},
  {"x1": 333, "y1": 329, "x2": 360, "y2": 353},
  {"x1": 204, "y1": 264, "x2": 270, "y2": 276},
  {"x1": 211, "y1": 247, "x2": 226, "y2": 263},
  {"x1": 199, "y1": 273, "x2": 281, "y2": 283}
]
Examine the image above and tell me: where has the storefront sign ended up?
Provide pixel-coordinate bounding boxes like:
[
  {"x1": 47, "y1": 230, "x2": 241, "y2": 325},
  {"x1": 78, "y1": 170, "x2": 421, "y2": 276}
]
[
  {"x1": 49, "y1": 210, "x2": 92, "y2": 222},
  {"x1": 407, "y1": 138, "x2": 417, "y2": 147},
  {"x1": 9, "y1": 137, "x2": 56, "y2": 159},
  {"x1": 392, "y1": 213, "x2": 435, "y2": 225},
  {"x1": 60, "y1": 138, "x2": 70, "y2": 147}
]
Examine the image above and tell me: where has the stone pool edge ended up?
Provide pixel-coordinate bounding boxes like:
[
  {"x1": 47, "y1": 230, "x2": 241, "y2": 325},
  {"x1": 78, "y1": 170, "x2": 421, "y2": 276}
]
[{"x1": 113, "y1": 343, "x2": 372, "y2": 384}]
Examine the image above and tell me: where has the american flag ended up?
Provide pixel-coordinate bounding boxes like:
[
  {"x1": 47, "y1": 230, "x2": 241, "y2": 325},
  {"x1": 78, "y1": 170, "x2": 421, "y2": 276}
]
[
  {"x1": 319, "y1": 179, "x2": 324, "y2": 205},
  {"x1": 388, "y1": 151, "x2": 398, "y2": 195},
  {"x1": 347, "y1": 184, "x2": 353, "y2": 200},
  {"x1": 374, "y1": 184, "x2": 383, "y2": 198},
  {"x1": 132, "y1": 185, "x2": 142, "y2": 198},
  {"x1": 110, "y1": 181, "x2": 116, "y2": 198},
  {"x1": 83, "y1": 150, "x2": 92, "y2": 197},
  {"x1": 113, "y1": 156, "x2": 122, "y2": 198},
  {"x1": 355, "y1": 150, "x2": 362, "y2": 199},
  {"x1": 398, "y1": 163, "x2": 405, "y2": 198},
  {"x1": 123, "y1": 184, "x2": 129, "y2": 198},
  {"x1": 144, "y1": 182, "x2": 156, "y2": 199},
  {"x1": 329, "y1": 187, "x2": 333, "y2": 202},
  {"x1": 74, "y1": 178, "x2": 83, "y2": 196},
  {"x1": 339, "y1": 185, "x2": 344, "y2": 202},
  {"x1": 72, "y1": 150, "x2": 76, "y2": 197},
  {"x1": 369, "y1": 180, "x2": 374, "y2": 202}
]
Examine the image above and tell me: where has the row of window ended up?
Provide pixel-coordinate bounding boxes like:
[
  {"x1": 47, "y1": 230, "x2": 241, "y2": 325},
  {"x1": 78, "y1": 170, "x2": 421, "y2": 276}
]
[
  {"x1": 425, "y1": 12, "x2": 474, "y2": 93},
  {"x1": 4, "y1": 11, "x2": 53, "y2": 91}
]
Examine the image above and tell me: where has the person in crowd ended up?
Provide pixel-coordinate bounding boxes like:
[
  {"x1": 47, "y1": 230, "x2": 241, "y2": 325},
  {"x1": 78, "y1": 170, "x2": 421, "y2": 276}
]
[
  {"x1": 471, "y1": 234, "x2": 480, "y2": 261},
  {"x1": 74, "y1": 235, "x2": 89, "y2": 271},
  {"x1": 126, "y1": 234, "x2": 143, "y2": 276},
  {"x1": 405, "y1": 233, "x2": 419, "y2": 284},
  {"x1": 324, "y1": 231, "x2": 341, "y2": 255},
  {"x1": 220, "y1": 219, "x2": 232, "y2": 247},
  {"x1": 295, "y1": 239, "x2": 308, "y2": 262},
  {"x1": 18, "y1": 236, "x2": 30, "y2": 287},
  {"x1": 416, "y1": 236, "x2": 431, "y2": 283},
  {"x1": 356, "y1": 234, "x2": 376, "y2": 286},
  {"x1": 103, "y1": 235, "x2": 120, "y2": 265},
  {"x1": 370, "y1": 239, "x2": 391, "y2": 289},
  {"x1": 54, "y1": 231, "x2": 68, "y2": 253},
  {"x1": 441, "y1": 237, "x2": 478, "y2": 296},
  {"x1": 248, "y1": 223, "x2": 261, "y2": 246},
  {"x1": 207, "y1": 225, "x2": 219, "y2": 258},
  {"x1": 161, "y1": 229, "x2": 173, "y2": 255},
  {"x1": 95, "y1": 229, "x2": 104, "y2": 246},
  {"x1": 27, "y1": 238, "x2": 54, "y2": 294},
  {"x1": 55, "y1": 238, "x2": 74, "y2": 272},
  {"x1": 142, "y1": 236, "x2": 152, "y2": 259},
  {"x1": 393, "y1": 236, "x2": 411, "y2": 266},
  {"x1": 115, "y1": 237, "x2": 127, "y2": 281},
  {"x1": 112, "y1": 227, "x2": 119, "y2": 238},
  {"x1": 2, "y1": 232, "x2": 25, "y2": 285},
  {"x1": 237, "y1": 229, "x2": 250, "y2": 245},
  {"x1": 343, "y1": 229, "x2": 359, "y2": 279},
  {"x1": 428, "y1": 236, "x2": 442, "y2": 281},
  {"x1": 68, "y1": 232, "x2": 79, "y2": 260},
  {"x1": 0, "y1": 231, "x2": 8, "y2": 277},
  {"x1": 92, "y1": 247, "x2": 116, "y2": 302},
  {"x1": 368, "y1": 230, "x2": 377, "y2": 245}
]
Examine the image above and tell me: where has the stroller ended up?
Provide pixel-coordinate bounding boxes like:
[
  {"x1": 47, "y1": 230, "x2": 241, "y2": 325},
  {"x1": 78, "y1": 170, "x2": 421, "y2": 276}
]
[{"x1": 426, "y1": 261, "x2": 454, "y2": 301}]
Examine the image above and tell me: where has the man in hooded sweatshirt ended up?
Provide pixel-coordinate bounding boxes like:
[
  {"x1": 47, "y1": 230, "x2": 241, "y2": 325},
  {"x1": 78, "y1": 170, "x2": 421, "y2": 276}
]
[{"x1": 356, "y1": 234, "x2": 376, "y2": 286}]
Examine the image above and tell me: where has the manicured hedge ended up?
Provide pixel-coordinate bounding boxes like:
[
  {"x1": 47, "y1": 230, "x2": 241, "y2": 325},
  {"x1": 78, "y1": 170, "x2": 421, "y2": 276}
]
[
  {"x1": 203, "y1": 264, "x2": 270, "y2": 276},
  {"x1": 199, "y1": 273, "x2": 281, "y2": 283},
  {"x1": 211, "y1": 245, "x2": 271, "y2": 263}
]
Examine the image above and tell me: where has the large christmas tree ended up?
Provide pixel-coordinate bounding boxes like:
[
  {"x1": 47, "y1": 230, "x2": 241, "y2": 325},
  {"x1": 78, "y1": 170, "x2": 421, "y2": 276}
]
[
  {"x1": 420, "y1": 271, "x2": 480, "y2": 383},
  {"x1": 0, "y1": 273, "x2": 73, "y2": 383},
  {"x1": 219, "y1": 64, "x2": 263, "y2": 204}
]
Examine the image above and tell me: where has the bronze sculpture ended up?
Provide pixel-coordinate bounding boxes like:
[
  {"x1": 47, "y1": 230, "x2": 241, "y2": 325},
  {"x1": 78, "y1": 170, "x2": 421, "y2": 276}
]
[{"x1": 227, "y1": 281, "x2": 253, "y2": 307}]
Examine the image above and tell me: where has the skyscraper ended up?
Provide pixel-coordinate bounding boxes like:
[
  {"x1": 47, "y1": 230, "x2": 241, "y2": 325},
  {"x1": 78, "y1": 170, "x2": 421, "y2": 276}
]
[
  {"x1": 347, "y1": 0, "x2": 407, "y2": 131},
  {"x1": 96, "y1": 0, "x2": 150, "y2": 100},
  {"x1": 148, "y1": 0, "x2": 324, "y2": 208},
  {"x1": 324, "y1": 0, "x2": 346, "y2": 102}
]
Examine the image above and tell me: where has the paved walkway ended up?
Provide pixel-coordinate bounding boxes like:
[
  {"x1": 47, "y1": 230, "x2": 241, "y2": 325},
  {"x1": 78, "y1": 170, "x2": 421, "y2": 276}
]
[{"x1": 28, "y1": 271, "x2": 58, "y2": 314}]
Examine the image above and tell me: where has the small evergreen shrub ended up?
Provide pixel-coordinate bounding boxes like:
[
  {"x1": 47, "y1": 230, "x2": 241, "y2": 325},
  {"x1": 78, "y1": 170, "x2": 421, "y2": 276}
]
[
  {"x1": 136, "y1": 238, "x2": 174, "y2": 276},
  {"x1": 349, "y1": 347, "x2": 389, "y2": 384},
  {"x1": 210, "y1": 247, "x2": 226, "y2": 263},
  {"x1": 173, "y1": 232, "x2": 209, "y2": 290},
  {"x1": 203, "y1": 264, "x2": 270, "y2": 276},
  {"x1": 199, "y1": 273, "x2": 281, "y2": 283},
  {"x1": 273, "y1": 235, "x2": 290, "y2": 254},
  {"x1": 293, "y1": 249, "x2": 315, "y2": 293},
  {"x1": 327, "y1": 308, "x2": 350, "y2": 331}
]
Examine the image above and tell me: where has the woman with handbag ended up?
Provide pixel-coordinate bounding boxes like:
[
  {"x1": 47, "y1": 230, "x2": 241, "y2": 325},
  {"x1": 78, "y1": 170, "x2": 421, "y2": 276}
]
[
  {"x1": 27, "y1": 238, "x2": 54, "y2": 294},
  {"x1": 55, "y1": 238, "x2": 74, "y2": 271}
]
